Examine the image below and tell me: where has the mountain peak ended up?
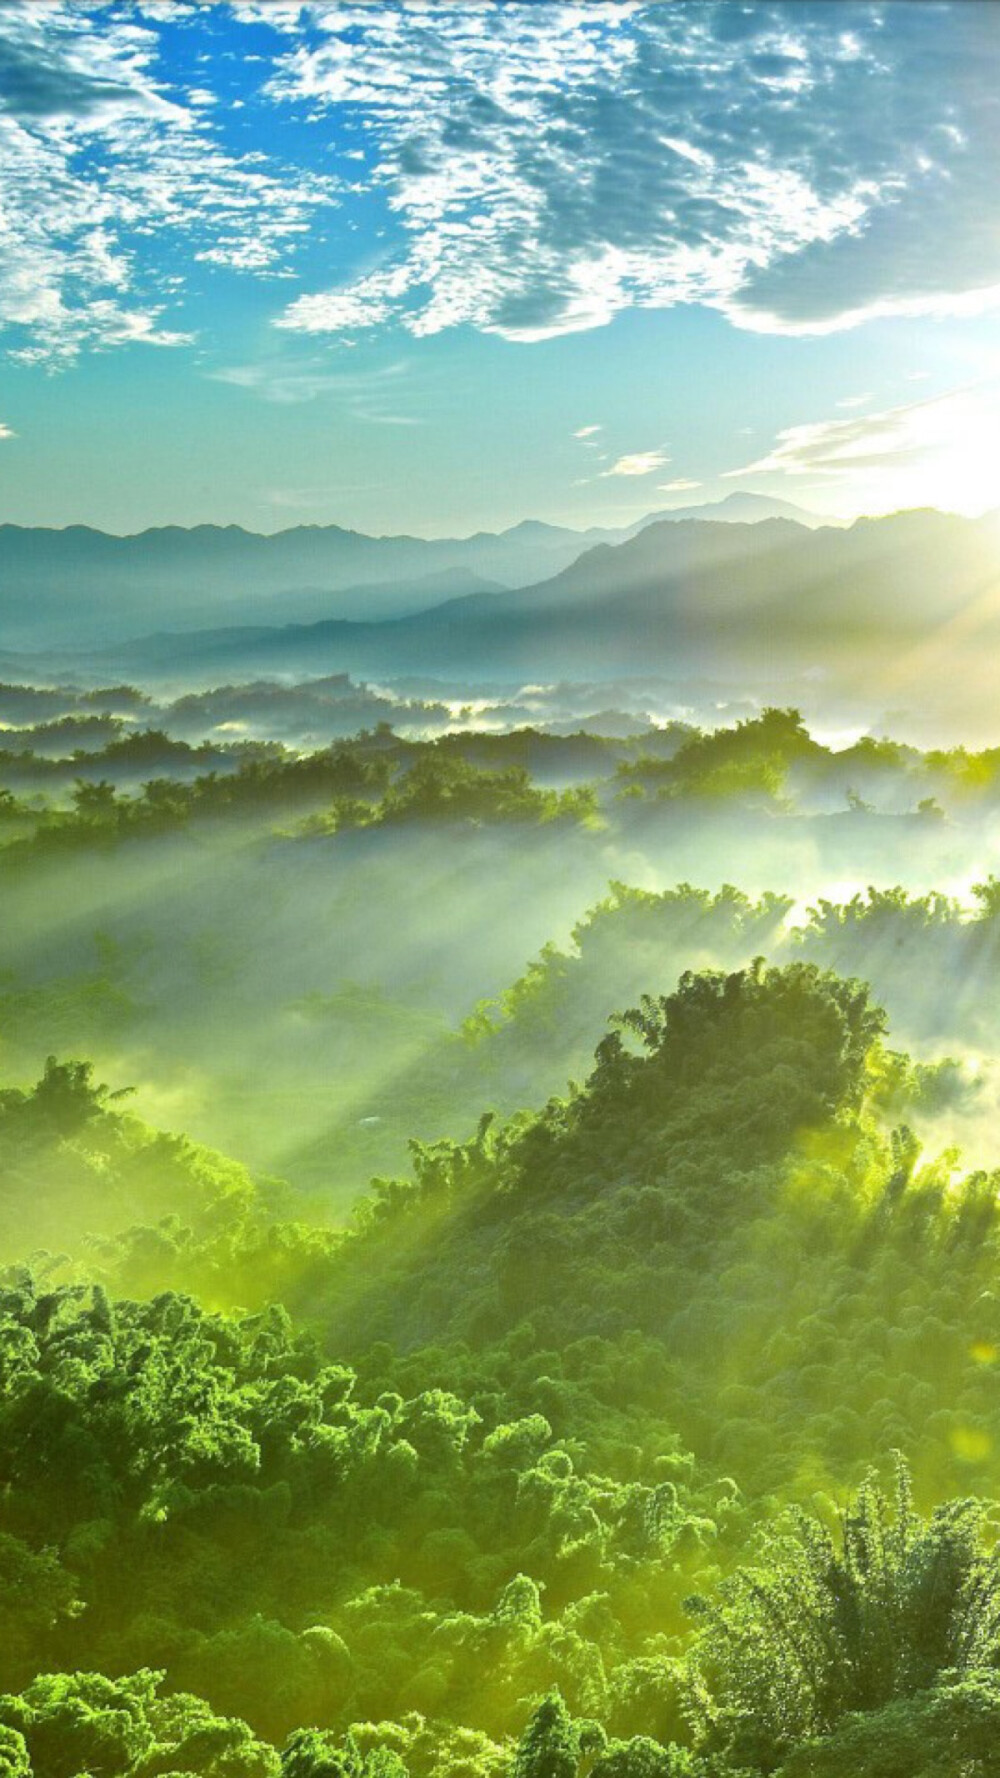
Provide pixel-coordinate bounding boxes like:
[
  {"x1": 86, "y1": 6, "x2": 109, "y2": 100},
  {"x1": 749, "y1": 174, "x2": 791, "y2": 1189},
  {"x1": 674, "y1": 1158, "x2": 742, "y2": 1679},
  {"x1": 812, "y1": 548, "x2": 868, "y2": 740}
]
[{"x1": 635, "y1": 491, "x2": 834, "y2": 530}]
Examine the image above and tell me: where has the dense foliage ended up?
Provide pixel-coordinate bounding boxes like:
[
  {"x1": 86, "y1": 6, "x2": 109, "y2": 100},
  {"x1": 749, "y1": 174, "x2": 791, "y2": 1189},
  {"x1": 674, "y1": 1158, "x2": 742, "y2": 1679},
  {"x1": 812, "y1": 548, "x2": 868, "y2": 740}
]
[{"x1": 6, "y1": 690, "x2": 1000, "y2": 1772}]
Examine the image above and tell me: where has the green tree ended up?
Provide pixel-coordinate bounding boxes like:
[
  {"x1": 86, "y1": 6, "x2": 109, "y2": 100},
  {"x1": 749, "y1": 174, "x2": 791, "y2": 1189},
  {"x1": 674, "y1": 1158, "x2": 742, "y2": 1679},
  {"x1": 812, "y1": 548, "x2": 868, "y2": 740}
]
[{"x1": 689, "y1": 1461, "x2": 1000, "y2": 1773}]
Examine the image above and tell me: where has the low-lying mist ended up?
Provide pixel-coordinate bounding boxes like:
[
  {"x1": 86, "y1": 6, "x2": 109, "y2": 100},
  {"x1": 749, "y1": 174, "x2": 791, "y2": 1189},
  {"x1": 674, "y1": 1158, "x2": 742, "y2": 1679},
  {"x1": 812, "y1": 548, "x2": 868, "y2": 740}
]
[{"x1": 3, "y1": 683, "x2": 1000, "y2": 1220}]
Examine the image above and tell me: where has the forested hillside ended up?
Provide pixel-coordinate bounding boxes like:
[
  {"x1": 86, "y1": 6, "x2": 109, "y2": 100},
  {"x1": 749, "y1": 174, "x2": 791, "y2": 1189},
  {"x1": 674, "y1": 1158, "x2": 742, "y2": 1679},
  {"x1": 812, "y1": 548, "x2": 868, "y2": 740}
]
[
  {"x1": 5, "y1": 950, "x2": 1000, "y2": 1773},
  {"x1": 4, "y1": 689, "x2": 1000, "y2": 1775}
]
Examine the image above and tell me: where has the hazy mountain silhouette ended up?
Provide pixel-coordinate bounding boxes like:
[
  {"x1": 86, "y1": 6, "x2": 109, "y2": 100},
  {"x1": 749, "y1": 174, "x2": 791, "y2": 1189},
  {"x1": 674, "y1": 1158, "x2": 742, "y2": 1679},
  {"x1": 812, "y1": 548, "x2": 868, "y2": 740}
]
[
  {"x1": 45, "y1": 509, "x2": 1000, "y2": 724},
  {"x1": 0, "y1": 519, "x2": 582, "y2": 647},
  {"x1": 0, "y1": 493, "x2": 834, "y2": 649},
  {"x1": 629, "y1": 491, "x2": 831, "y2": 530}
]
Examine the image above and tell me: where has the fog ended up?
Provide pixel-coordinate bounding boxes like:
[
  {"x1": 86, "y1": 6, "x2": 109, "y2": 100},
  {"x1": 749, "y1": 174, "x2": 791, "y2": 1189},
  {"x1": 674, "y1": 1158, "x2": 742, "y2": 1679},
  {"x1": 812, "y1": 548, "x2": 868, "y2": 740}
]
[{"x1": 4, "y1": 674, "x2": 1000, "y2": 1232}]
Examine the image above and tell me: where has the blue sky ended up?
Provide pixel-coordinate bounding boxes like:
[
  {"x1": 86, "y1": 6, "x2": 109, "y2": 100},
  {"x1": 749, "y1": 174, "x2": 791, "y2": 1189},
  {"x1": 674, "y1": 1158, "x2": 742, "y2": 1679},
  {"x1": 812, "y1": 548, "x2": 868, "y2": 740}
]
[{"x1": 1, "y1": 0, "x2": 999, "y2": 535}]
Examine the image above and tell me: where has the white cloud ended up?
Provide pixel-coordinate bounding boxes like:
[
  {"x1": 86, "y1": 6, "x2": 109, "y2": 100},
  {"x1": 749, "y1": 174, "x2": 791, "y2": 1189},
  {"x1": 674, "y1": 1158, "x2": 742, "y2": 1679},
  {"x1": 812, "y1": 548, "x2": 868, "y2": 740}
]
[
  {"x1": 732, "y1": 279, "x2": 1000, "y2": 340},
  {"x1": 835, "y1": 393, "x2": 873, "y2": 410},
  {"x1": 208, "y1": 354, "x2": 417, "y2": 422},
  {"x1": 264, "y1": 1, "x2": 1000, "y2": 344},
  {"x1": 7, "y1": 1, "x2": 1000, "y2": 367},
  {"x1": 0, "y1": 421, "x2": 15, "y2": 440},
  {"x1": 276, "y1": 265, "x2": 413, "y2": 335},
  {"x1": 658, "y1": 478, "x2": 701, "y2": 493},
  {"x1": 0, "y1": 2, "x2": 335, "y2": 365},
  {"x1": 723, "y1": 380, "x2": 1000, "y2": 516},
  {"x1": 229, "y1": 3, "x2": 306, "y2": 29},
  {"x1": 135, "y1": 4, "x2": 198, "y2": 18},
  {"x1": 601, "y1": 451, "x2": 670, "y2": 478},
  {"x1": 574, "y1": 424, "x2": 602, "y2": 439}
]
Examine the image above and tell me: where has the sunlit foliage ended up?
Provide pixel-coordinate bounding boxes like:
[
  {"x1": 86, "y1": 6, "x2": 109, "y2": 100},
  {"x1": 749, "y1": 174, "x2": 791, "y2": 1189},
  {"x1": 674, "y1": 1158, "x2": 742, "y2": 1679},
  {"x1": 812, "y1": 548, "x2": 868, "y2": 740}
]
[{"x1": 7, "y1": 693, "x2": 1000, "y2": 1771}]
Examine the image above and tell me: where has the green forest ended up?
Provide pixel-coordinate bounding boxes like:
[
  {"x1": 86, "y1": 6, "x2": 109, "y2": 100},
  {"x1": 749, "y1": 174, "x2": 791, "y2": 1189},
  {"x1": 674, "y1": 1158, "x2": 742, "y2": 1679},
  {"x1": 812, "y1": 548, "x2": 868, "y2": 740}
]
[{"x1": 3, "y1": 689, "x2": 1000, "y2": 1775}]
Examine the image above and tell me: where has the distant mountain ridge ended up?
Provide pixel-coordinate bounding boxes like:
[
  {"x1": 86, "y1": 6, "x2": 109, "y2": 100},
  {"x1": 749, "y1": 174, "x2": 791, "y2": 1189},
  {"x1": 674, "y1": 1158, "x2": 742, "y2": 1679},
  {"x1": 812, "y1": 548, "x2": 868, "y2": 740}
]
[
  {"x1": 631, "y1": 491, "x2": 831, "y2": 529},
  {"x1": 22, "y1": 509, "x2": 1000, "y2": 733},
  {"x1": 0, "y1": 493, "x2": 831, "y2": 649}
]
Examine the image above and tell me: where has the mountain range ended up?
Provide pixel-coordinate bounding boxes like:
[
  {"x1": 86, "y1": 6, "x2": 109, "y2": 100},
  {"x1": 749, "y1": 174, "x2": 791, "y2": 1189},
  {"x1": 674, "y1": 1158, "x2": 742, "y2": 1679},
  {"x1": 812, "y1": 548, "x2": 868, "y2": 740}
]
[
  {"x1": 9, "y1": 505, "x2": 997, "y2": 735},
  {"x1": 0, "y1": 493, "x2": 829, "y2": 649}
]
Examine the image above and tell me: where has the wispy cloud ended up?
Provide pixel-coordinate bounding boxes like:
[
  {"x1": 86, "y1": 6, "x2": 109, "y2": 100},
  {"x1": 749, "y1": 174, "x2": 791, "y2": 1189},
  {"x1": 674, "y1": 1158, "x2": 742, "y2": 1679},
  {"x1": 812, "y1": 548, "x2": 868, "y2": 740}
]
[
  {"x1": 263, "y1": 482, "x2": 383, "y2": 511},
  {"x1": 208, "y1": 354, "x2": 420, "y2": 424},
  {"x1": 274, "y1": 266, "x2": 413, "y2": 337},
  {"x1": 0, "y1": 421, "x2": 15, "y2": 441},
  {"x1": 724, "y1": 380, "x2": 1000, "y2": 516},
  {"x1": 658, "y1": 478, "x2": 701, "y2": 493},
  {"x1": 601, "y1": 451, "x2": 670, "y2": 478},
  {"x1": 265, "y1": 2, "x2": 1000, "y2": 344},
  {"x1": 574, "y1": 424, "x2": 602, "y2": 439}
]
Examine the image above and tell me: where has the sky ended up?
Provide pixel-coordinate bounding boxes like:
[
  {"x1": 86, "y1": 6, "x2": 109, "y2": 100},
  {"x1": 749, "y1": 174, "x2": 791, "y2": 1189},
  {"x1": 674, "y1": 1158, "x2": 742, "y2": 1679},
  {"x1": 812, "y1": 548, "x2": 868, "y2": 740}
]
[{"x1": 1, "y1": 0, "x2": 999, "y2": 537}]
